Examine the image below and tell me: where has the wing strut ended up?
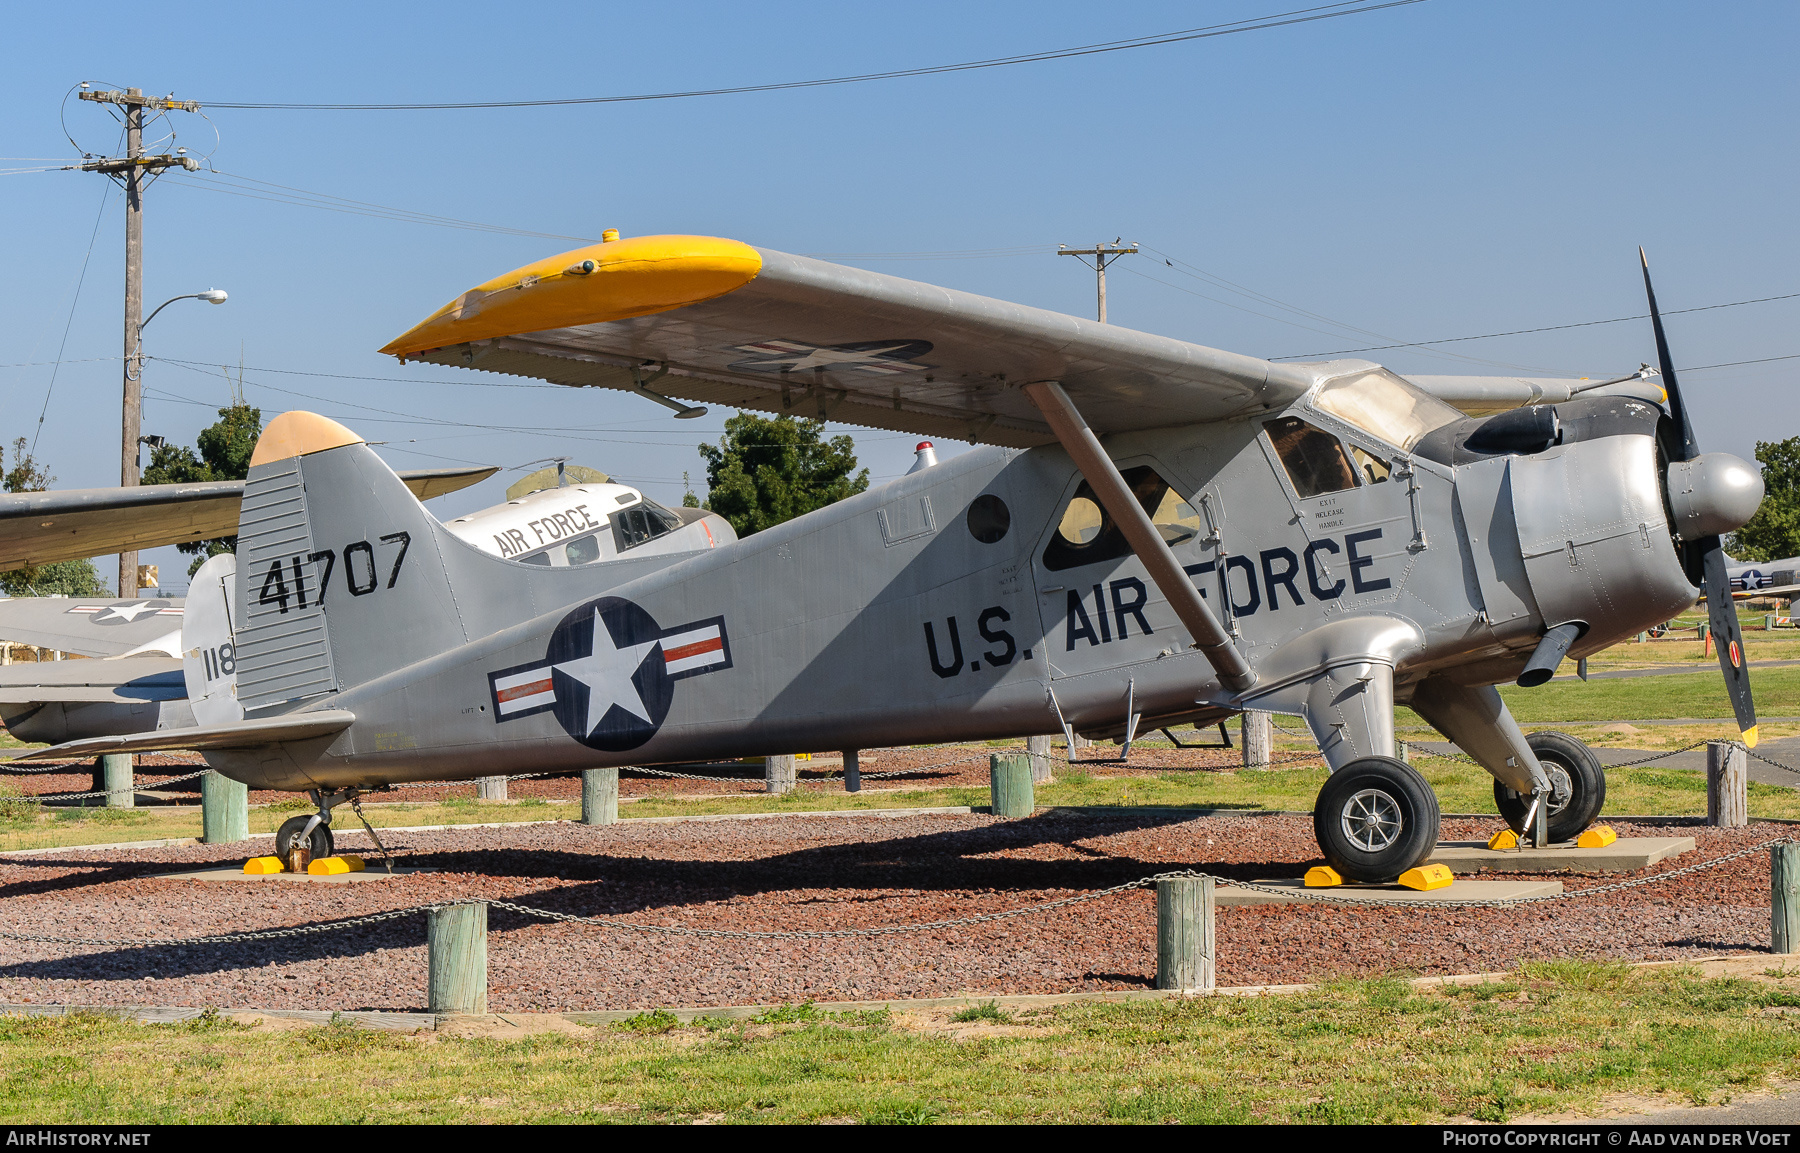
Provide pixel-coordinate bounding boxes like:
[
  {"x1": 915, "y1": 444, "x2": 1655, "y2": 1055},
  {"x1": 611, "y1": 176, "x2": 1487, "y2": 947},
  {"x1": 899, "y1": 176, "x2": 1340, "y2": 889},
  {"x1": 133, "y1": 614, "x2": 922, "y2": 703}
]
[{"x1": 1021, "y1": 381, "x2": 1255, "y2": 692}]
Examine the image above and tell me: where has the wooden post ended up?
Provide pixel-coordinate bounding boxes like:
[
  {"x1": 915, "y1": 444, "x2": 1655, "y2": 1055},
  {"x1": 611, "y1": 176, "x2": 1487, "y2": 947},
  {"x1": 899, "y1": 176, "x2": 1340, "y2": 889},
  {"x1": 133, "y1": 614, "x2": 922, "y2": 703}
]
[
  {"x1": 200, "y1": 771, "x2": 248, "y2": 843},
  {"x1": 1242, "y1": 710, "x2": 1273, "y2": 769},
  {"x1": 428, "y1": 902, "x2": 488, "y2": 1015},
  {"x1": 1773, "y1": 844, "x2": 1800, "y2": 955},
  {"x1": 1708, "y1": 741, "x2": 1748, "y2": 828},
  {"x1": 1397, "y1": 738, "x2": 1411, "y2": 764},
  {"x1": 765, "y1": 754, "x2": 795, "y2": 795},
  {"x1": 476, "y1": 776, "x2": 508, "y2": 801},
  {"x1": 842, "y1": 749, "x2": 861, "y2": 793},
  {"x1": 1027, "y1": 734, "x2": 1053, "y2": 784},
  {"x1": 989, "y1": 753, "x2": 1034, "y2": 818},
  {"x1": 1155, "y1": 876, "x2": 1215, "y2": 991},
  {"x1": 581, "y1": 767, "x2": 618, "y2": 826},
  {"x1": 102, "y1": 754, "x2": 133, "y2": 809}
]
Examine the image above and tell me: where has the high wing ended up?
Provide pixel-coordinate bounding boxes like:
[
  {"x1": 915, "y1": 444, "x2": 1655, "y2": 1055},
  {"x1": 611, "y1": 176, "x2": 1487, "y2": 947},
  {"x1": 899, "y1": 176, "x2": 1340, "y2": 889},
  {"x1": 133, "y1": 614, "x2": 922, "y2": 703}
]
[
  {"x1": 0, "y1": 596, "x2": 185, "y2": 658},
  {"x1": 380, "y1": 235, "x2": 1327, "y2": 447},
  {"x1": 1408, "y1": 374, "x2": 1667, "y2": 415},
  {"x1": 0, "y1": 464, "x2": 497, "y2": 572},
  {"x1": 378, "y1": 235, "x2": 1664, "y2": 442}
]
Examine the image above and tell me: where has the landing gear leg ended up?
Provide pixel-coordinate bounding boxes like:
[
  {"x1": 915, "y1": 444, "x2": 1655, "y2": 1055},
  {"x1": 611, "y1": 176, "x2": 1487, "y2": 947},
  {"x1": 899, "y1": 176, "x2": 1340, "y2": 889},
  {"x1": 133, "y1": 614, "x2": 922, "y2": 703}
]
[
  {"x1": 1408, "y1": 677, "x2": 1557, "y2": 845},
  {"x1": 1246, "y1": 661, "x2": 1442, "y2": 882}
]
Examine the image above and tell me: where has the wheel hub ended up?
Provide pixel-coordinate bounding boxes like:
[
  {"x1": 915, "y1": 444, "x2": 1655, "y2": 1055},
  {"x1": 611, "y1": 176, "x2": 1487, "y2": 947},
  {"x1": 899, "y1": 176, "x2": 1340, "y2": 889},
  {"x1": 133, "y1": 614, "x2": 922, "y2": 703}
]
[{"x1": 1341, "y1": 788, "x2": 1403, "y2": 852}]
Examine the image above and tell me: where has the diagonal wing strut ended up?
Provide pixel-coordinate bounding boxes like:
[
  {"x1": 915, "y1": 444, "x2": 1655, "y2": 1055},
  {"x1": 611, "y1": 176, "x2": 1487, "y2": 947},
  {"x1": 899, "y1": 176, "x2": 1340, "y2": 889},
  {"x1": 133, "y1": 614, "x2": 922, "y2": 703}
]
[{"x1": 1021, "y1": 380, "x2": 1255, "y2": 692}]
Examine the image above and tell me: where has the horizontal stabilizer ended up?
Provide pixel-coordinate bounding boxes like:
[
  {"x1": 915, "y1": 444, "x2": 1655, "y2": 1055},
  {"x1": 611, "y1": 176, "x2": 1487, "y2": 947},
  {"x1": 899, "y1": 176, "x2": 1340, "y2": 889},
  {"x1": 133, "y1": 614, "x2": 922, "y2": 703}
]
[{"x1": 7, "y1": 709, "x2": 354, "y2": 762}]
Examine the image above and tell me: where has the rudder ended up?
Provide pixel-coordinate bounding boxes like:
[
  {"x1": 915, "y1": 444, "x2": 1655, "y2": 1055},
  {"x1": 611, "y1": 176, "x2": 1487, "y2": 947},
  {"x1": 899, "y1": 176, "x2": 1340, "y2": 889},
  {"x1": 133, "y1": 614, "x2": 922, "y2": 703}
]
[{"x1": 232, "y1": 412, "x2": 469, "y2": 714}]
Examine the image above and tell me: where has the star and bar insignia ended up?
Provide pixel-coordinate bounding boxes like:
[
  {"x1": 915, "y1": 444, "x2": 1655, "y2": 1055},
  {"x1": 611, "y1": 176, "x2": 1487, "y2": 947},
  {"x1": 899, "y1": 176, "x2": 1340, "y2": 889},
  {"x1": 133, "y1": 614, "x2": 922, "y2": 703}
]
[{"x1": 487, "y1": 596, "x2": 731, "y2": 752}]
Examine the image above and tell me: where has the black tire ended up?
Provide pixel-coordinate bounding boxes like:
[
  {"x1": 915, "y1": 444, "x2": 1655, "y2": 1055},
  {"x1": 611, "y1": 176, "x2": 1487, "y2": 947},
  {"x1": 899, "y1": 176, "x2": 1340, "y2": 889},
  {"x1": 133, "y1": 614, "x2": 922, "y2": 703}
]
[
  {"x1": 1313, "y1": 756, "x2": 1441, "y2": 883},
  {"x1": 1494, "y1": 731, "x2": 1606, "y2": 842},
  {"x1": 274, "y1": 815, "x2": 334, "y2": 862}
]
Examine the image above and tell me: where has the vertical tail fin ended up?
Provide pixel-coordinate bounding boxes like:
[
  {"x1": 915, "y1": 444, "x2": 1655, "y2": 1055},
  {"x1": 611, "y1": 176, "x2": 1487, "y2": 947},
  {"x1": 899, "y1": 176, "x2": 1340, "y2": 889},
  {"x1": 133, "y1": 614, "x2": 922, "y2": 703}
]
[
  {"x1": 181, "y1": 551, "x2": 243, "y2": 726},
  {"x1": 231, "y1": 412, "x2": 469, "y2": 714}
]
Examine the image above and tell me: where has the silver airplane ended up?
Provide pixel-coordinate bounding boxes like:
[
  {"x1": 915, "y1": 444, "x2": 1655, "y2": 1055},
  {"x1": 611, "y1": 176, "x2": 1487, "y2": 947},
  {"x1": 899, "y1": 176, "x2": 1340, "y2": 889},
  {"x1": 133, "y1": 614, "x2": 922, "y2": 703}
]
[{"x1": 11, "y1": 237, "x2": 1766, "y2": 884}]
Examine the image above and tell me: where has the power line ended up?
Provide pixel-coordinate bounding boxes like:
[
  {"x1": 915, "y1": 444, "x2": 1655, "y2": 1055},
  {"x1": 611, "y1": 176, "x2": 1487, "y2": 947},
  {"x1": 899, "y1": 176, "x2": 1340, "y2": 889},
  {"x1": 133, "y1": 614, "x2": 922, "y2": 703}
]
[
  {"x1": 31, "y1": 181, "x2": 116, "y2": 457},
  {"x1": 197, "y1": 2, "x2": 1431, "y2": 110},
  {"x1": 165, "y1": 170, "x2": 595, "y2": 242},
  {"x1": 1269, "y1": 292, "x2": 1800, "y2": 360}
]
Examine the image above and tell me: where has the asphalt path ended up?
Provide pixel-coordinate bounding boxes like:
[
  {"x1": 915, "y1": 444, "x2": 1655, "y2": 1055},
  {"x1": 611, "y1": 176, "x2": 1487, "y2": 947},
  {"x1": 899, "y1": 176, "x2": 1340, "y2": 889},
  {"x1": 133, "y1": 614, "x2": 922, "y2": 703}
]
[
  {"x1": 1553, "y1": 658, "x2": 1800, "y2": 681},
  {"x1": 1407, "y1": 736, "x2": 1800, "y2": 788}
]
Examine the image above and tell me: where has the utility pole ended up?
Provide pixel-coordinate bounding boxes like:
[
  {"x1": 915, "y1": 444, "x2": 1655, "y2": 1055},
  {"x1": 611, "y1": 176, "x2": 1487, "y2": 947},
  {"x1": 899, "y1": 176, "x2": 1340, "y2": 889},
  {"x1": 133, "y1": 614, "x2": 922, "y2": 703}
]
[
  {"x1": 1057, "y1": 240, "x2": 1138, "y2": 323},
  {"x1": 73, "y1": 87, "x2": 200, "y2": 597}
]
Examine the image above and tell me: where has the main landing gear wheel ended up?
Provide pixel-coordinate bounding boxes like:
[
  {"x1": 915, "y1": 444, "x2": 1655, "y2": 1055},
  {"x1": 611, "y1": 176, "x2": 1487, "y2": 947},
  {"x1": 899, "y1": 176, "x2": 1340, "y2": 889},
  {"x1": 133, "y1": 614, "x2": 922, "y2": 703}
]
[
  {"x1": 274, "y1": 815, "x2": 334, "y2": 866},
  {"x1": 1313, "y1": 756, "x2": 1441, "y2": 884},
  {"x1": 1494, "y1": 731, "x2": 1606, "y2": 843}
]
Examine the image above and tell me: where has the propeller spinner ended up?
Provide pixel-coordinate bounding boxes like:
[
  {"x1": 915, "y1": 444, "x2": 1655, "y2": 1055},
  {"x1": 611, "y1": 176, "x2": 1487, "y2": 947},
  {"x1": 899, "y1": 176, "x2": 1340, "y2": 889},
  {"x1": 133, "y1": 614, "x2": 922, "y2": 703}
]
[{"x1": 1641, "y1": 248, "x2": 1765, "y2": 746}]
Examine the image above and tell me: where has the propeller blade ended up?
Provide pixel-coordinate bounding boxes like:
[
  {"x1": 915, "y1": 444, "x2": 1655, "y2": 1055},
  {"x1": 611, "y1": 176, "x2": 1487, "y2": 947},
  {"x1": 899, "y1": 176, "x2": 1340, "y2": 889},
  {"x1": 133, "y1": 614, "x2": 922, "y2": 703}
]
[
  {"x1": 1702, "y1": 541, "x2": 1759, "y2": 747},
  {"x1": 1640, "y1": 247, "x2": 1700, "y2": 462}
]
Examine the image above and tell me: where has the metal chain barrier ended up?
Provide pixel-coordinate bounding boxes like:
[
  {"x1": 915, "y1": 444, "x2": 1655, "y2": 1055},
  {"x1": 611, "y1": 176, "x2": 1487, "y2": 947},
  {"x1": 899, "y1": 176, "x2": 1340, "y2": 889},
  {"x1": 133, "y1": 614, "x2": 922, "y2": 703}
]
[
  {"x1": 20, "y1": 769, "x2": 212, "y2": 804},
  {"x1": 1, "y1": 835, "x2": 1788, "y2": 952}
]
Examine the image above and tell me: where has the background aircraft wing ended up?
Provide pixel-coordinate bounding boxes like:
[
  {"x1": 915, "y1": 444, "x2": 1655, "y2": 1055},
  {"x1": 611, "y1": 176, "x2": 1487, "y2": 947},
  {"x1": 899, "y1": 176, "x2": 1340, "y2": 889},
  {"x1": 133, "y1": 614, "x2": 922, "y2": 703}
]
[
  {"x1": 0, "y1": 596, "x2": 185, "y2": 657},
  {"x1": 0, "y1": 465, "x2": 496, "y2": 572},
  {"x1": 379, "y1": 235, "x2": 1327, "y2": 448},
  {"x1": 0, "y1": 658, "x2": 185, "y2": 704}
]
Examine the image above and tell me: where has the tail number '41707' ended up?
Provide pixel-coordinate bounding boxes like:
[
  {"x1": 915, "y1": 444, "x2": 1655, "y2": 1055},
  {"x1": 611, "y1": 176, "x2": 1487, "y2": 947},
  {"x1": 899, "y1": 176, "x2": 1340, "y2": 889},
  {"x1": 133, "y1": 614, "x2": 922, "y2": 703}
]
[{"x1": 258, "y1": 532, "x2": 410, "y2": 614}]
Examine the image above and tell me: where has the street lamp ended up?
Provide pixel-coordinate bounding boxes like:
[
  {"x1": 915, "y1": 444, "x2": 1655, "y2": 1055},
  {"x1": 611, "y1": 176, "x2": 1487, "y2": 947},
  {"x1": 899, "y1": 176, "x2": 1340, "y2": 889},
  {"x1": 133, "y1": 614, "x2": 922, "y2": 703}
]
[
  {"x1": 139, "y1": 288, "x2": 227, "y2": 332},
  {"x1": 119, "y1": 287, "x2": 228, "y2": 597}
]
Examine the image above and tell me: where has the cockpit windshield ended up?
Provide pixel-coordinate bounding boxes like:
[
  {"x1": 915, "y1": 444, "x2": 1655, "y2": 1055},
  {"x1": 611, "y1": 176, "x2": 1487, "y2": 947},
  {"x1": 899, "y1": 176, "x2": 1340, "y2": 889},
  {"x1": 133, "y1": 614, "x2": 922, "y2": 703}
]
[{"x1": 1312, "y1": 369, "x2": 1465, "y2": 452}]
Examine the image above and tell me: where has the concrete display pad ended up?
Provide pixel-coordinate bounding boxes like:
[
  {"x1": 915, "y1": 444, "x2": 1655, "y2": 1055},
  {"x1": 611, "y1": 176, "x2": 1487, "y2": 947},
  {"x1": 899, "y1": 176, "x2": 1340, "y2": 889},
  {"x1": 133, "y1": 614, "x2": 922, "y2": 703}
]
[
  {"x1": 155, "y1": 866, "x2": 428, "y2": 884},
  {"x1": 1429, "y1": 836, "x2": 1695, "y2": 874},
  {"x1": 1213, "y1": 878, "x2": 1562, "y2": 906}
]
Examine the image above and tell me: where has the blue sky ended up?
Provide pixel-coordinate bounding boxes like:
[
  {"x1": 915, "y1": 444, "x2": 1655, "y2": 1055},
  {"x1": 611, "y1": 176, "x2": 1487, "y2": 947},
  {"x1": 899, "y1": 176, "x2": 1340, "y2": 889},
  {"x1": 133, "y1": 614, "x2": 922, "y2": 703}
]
[{"x1": 3, "y1": 1, "x2": 1795, "y2": 591}]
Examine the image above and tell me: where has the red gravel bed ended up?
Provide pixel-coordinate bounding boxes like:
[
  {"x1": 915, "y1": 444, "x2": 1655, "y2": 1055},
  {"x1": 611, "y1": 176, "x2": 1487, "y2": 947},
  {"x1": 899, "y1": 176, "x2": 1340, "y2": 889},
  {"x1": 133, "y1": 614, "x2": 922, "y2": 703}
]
[{"x1": 0, "y1": 812, "x2": 1772, "y2": 1013}]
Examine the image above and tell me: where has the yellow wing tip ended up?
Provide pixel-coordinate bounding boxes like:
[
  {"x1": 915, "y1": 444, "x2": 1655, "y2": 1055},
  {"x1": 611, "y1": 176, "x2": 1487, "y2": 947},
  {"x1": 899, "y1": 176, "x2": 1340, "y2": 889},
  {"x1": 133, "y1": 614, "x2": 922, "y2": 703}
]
[
  {"x1": 249, "y1": 411, "x2": 364, "y2": 467},
  {"x1": 1745, "y1": 725, "x2": 1760, "y2": 749},
  {"x1": 378, "y1": 233, "x2": 763, "y2": 358}
]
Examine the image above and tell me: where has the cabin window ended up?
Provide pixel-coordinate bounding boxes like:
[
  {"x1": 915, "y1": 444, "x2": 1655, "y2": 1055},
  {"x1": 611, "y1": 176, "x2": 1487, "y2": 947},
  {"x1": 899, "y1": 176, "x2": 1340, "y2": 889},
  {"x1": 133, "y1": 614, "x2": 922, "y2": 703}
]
[
  {"x1": 518, "y1": 550, "x2": 553, "y2": 567},
  {"x1": 565, "y1": 533, "x2": 603, "y2": 566},
  {"x1": 611, "y1": 499, "x2": 685, "y2": 551},
  {"x1": 1263, "y1": 416, "x2": 1359, "y2": 499},
  {"x1": 1043, "y1": 466, "x2": 1197, "y2": 572},
  {"x1": 1312, "y1": 368, "x2": 1463, "y2": 452}
]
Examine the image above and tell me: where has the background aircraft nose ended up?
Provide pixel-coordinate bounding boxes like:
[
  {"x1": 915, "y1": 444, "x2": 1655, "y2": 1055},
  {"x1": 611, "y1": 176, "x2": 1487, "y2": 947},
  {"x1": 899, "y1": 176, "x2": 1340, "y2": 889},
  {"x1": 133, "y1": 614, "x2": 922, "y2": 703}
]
[{"x1": 1667, "y1": 452, "x2": 1764, "y2": 538}]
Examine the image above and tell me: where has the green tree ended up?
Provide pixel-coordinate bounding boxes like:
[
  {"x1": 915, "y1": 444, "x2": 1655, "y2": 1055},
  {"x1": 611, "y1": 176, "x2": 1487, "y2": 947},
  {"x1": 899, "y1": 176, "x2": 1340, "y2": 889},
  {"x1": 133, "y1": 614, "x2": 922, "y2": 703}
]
[
  {"x1": 143, "y1": 402, "x2": 263, "y2": 575},
  {"x1": 0, "y1": 438, "x2": 108, "y2": 596},
  {"x1": 1728, "y1": 436, "x2": 1800, "y2": 562},
  {"x1": 696, "y1": 413, "x2": 869, "y2": 536}
]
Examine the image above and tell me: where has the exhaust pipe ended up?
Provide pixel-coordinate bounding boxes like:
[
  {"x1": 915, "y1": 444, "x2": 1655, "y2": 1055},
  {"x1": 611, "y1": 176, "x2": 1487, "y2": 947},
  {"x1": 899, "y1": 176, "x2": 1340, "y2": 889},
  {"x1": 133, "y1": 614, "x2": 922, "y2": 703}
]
[{"x1": 1517, "y1": 622, "x2": 1583, "y2": 687}]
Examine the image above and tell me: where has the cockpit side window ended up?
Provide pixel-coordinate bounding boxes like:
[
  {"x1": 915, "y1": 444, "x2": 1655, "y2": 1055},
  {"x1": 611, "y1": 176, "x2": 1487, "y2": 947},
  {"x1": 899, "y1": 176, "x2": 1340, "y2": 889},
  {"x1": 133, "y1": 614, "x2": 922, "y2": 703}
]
[
  {"x1": 1043, "y1": 466, "x2": 1198, "y2": 572},
  {"x1": 611, "y1": 498, "x2": 686, "y2": 552},
  {"x1": 1263, "y1": 416, "x2": 1359, "y2": 499}
]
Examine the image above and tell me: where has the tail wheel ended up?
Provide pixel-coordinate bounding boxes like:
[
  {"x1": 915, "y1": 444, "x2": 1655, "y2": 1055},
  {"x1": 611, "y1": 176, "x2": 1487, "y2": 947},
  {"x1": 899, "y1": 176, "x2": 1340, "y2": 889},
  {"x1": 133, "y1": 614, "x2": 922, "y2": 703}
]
[
  {"x1": 1494, "y1": 731, "x2": 1606, "y2": 842},
  {"x1": 274, "y1": 815, "x2": 334, "y2": 863},
  {"x1": 1313, "y1": 756, "x2": 1441, "y2": 883}
]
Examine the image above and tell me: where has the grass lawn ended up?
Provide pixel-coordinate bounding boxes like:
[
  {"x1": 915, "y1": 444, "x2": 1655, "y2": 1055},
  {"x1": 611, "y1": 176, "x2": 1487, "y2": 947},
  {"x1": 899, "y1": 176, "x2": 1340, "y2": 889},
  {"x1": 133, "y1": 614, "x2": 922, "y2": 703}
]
[{"x1": 5, "y1": 963, "x2": 1800, "y2": 1124}]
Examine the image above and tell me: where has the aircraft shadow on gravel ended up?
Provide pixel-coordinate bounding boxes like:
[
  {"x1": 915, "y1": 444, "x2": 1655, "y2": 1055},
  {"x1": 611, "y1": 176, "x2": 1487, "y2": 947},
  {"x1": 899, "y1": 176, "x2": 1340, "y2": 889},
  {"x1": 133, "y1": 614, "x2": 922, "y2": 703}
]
[{"x1": 0, "y1": 808, "x2": 1299, "y2": 981}]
